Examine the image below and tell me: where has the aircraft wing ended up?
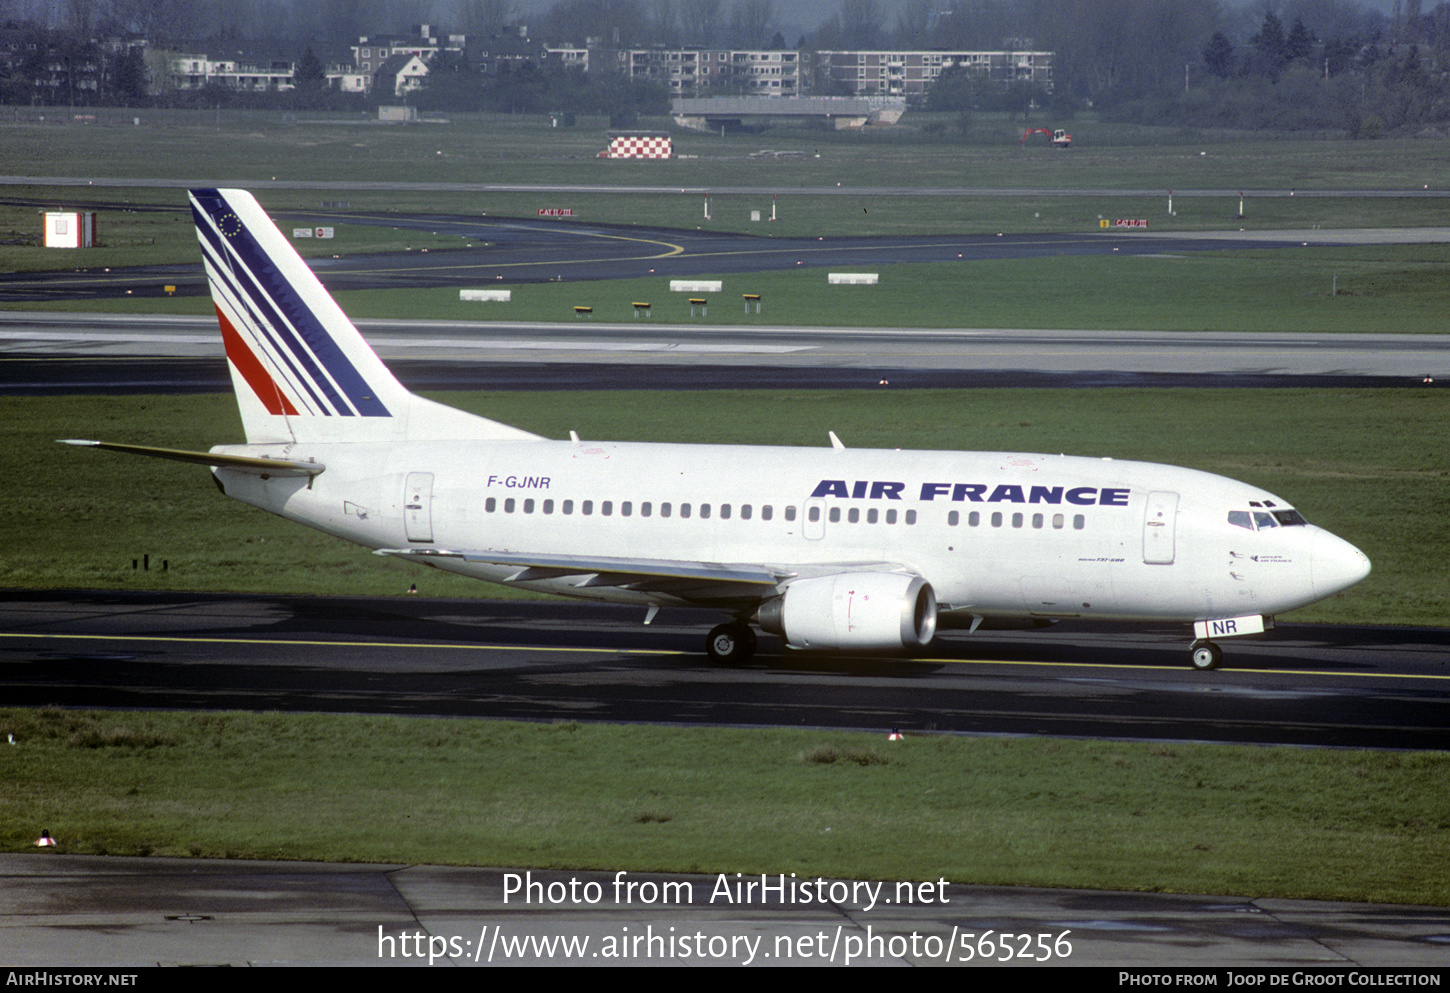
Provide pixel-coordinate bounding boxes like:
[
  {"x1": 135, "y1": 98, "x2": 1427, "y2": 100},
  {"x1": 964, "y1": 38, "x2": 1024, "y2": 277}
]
[
  {"x1": 375, "y1": 547, "x2": 789, "y2": 604},
  {"x1": 374, "y1": 547, "x2": 920, "y2": 608}
]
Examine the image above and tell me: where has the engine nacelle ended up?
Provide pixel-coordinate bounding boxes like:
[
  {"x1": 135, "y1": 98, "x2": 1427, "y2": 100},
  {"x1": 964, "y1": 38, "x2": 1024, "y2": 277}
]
[{"x1": 758, "y1": 573, "x2": 937, "y2": 651}]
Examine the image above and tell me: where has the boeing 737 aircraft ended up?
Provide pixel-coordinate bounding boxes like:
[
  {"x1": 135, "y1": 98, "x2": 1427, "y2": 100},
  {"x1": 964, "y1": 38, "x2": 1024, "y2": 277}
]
[{"x1": 65, "y1": 189, "x2": 1371, "y2": 670}]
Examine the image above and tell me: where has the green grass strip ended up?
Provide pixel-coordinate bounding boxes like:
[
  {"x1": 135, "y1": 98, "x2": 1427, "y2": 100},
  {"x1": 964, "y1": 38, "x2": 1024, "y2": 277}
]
[
  {"x1": 15, "y1": 245, "x2": 1450, "y2": 335},
  {"x1": 1, "y1": 708, "x2": 1445, "y2": 905}
]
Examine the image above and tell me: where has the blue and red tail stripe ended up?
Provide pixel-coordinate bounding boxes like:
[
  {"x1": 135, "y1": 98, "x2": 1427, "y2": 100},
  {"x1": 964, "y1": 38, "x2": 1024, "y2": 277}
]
[
  {"x1": 190, "y1": 189, "x2": 391, "y2": 419},
  {"x1": 214, "y1": 305, "x2": 299, "y2": 416}
]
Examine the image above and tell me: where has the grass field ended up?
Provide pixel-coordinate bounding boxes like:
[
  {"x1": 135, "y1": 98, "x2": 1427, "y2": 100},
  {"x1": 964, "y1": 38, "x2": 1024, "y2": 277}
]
[
  {"x1": 2, "y1": 708, "x2": 1447, "y2": 906},
  {"x1": 6, "y1": 108, "x2": 1450, "y2": 192},
  {"x1": 5, "y1": 109, "x2": 1450, "y2": 251}
]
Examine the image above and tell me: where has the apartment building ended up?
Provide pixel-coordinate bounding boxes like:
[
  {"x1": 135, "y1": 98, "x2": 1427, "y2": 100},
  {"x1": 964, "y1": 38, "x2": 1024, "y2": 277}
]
[{"x1": 815, "y1": 49, "x2": 1054, "y2": 98}]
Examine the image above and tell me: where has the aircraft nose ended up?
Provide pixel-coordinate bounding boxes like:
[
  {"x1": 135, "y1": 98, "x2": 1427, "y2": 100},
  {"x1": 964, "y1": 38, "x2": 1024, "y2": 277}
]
[{"x1": 1311, "y1": 529, "x2": 1371, "y2": 601}]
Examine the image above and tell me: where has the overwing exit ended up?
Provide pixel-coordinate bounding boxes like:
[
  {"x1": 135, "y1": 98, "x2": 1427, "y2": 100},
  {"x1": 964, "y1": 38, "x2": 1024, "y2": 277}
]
[{"x1": 64, "y1": 189, "x2": 1371, "y2": 670}]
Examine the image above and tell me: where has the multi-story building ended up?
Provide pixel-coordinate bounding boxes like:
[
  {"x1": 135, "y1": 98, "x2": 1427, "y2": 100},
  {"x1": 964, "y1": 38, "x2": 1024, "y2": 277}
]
[
  {"x1": 603, "y1": 47, "x2": 805, "y2": 98},
  {"x1": 553, "y1": 45, "x2": 1047, "y2": 102},
  {"x1": 351, "y1": 24, "x2": 464, "y2": 78},
  {"x1": 814, "y1": 49, "x2": 1054, "y2": 99},
  {"x1": 545, "y1": 44, "x2": 590, "y2": 74},
  {"x1": 168, "y1": 53, "x2": 297, "y2": 91},
  {"x1": 167, "y1": 52, "x2": 370, "y2": 93}
]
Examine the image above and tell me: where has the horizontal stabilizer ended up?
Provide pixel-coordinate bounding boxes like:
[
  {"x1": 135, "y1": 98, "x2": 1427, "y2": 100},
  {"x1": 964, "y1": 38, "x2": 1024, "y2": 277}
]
[{"x1": 59, "y1": 440, "x2": 325, "y2": 478}]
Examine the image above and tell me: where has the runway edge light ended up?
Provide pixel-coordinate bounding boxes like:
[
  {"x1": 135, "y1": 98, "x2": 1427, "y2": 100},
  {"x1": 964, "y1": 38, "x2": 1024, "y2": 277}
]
[{"x1": 35, "y1": 830, "x2": 57, "y2": 847}]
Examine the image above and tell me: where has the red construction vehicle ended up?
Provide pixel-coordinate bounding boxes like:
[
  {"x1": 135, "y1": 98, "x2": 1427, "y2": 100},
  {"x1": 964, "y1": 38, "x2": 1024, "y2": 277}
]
[{"x1": 1020, "y1": 127, "x2": 1072, "y2": 148}]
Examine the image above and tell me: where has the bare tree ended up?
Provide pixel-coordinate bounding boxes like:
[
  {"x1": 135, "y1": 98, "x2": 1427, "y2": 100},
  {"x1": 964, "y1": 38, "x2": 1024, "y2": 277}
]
[
  {"x1": 64, "y1": 0, "x2": 97, "y2": 34},
  {"x1": 645, "y1": 0, "x2": 681, "y2": 46},
  {"x1": 455, "y1": 0, "x2": 516, "y2": 37},
  {"x1": 728, "y1": 0, "x2": 774, "y2": 47},
  {"x1": 680, "y1": 0, "x2": 724, "y2": 46},
  {"x1": 838, "y1": 0, "x2": 885, "y2": 49},
  {"x1": 891, "y1": 0, "x2": 932, "y2": 48}
]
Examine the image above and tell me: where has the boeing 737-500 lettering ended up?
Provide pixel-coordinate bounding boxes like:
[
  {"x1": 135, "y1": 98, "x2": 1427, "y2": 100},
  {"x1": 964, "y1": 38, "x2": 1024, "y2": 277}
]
[{"x1": 64, "y1": 189, "x2": 1371, "y2": 670}]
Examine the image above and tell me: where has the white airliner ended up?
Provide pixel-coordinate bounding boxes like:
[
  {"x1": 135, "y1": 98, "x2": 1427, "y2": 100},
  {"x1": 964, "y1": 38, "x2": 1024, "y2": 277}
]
[{"x1": 65, "y1": 189, "x2": 1371, "y2": 670}]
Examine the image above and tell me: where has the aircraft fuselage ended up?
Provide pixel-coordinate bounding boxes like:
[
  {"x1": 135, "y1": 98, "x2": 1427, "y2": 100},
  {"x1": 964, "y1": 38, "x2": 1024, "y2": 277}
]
[{"x1": 214, "y1": 439, "x2": 1369, "y2": 627}]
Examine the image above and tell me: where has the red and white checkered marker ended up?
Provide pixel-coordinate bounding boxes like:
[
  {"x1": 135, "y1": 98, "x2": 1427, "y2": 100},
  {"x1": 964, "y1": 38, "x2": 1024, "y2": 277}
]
[{"x1": 605, "y1": 135, "x2": 672, "y2": 159}]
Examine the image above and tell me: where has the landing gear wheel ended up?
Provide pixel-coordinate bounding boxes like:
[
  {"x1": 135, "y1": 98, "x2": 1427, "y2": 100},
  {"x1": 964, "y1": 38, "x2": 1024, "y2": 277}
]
[
  {"x1": 706, "y1": 623, "x2": 756, "y2": 664},
  {"x1": 1189, "y1": 640, "x2": 1223, "y2": 671}
]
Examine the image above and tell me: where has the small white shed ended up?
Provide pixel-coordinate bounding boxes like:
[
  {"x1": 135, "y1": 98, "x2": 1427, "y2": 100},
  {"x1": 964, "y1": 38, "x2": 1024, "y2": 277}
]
[{"x1": 44, "y1": 211, "x2": 96, "y2": 248}]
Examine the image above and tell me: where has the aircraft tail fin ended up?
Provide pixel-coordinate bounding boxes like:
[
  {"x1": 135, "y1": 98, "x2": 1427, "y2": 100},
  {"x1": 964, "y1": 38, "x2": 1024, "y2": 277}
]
[{"x1": 189, "y1": 188, "x2": 538, "y2": 445}]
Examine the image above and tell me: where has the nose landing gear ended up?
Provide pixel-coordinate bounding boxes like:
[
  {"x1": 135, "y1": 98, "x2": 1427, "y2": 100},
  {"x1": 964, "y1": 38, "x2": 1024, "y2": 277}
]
[{"x1": 1189, "y1": 640, "x2": 1223, "y2": 671}]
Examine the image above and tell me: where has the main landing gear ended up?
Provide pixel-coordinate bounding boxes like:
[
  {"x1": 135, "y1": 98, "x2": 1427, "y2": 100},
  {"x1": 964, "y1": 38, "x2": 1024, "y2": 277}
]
[
  {"x1": 706, "y1": 621, "x2": 757, "y2": 664},
  {"x1": 1189, "y1": 639, "x2": 1223, "y2": 671}
]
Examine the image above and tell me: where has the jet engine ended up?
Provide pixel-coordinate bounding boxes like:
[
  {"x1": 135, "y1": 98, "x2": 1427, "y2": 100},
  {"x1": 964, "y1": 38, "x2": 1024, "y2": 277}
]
[{"x1": 757, "y1": 573, "x2": 937, "y2": 652}]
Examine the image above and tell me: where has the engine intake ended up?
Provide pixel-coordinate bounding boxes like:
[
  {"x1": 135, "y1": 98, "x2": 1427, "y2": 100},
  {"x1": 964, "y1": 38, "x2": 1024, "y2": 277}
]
[{"x1": 758, "y1": 573, "x2": 937, "y2": 651}]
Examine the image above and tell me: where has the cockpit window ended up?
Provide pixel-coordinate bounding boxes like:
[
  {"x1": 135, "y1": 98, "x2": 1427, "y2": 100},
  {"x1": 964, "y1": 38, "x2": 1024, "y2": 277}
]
[{"x1": 1229, "y1": 508, "x2": 1308, "y2": 530}]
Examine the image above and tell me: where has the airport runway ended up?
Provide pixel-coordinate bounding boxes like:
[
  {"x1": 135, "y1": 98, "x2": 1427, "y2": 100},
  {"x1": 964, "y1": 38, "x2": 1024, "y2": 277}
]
[
  {"x1": 3, "y1": 592, "x2": 1447, "y2": 750},
  {"x1": 5, "y1": 312, "x2": 1450, "y2": 386},
  {"x1": 3, "y1": 198, "x2": 1446, "y2": 303},
  {"x1": 1, "y1": 223, "x2": 1307, "y2": 302}
]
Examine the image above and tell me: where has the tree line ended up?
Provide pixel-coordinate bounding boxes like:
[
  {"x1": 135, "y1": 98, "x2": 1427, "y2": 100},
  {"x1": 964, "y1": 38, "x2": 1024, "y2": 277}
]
[{"x1": 4, "y1": 0, "x2": 1450, "y2": 133}]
